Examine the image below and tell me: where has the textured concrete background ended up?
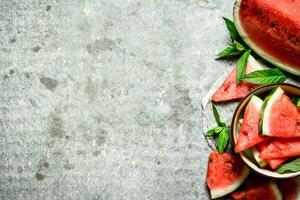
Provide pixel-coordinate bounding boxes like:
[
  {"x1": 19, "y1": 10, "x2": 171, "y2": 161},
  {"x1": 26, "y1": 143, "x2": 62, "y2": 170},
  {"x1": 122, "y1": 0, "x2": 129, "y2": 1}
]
[{"x1": 0, "y1": 0, "x2": 237, "y2": 199}]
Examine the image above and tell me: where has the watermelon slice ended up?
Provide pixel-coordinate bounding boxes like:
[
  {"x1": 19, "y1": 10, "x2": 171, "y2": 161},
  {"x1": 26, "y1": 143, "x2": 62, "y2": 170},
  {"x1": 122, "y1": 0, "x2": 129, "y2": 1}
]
[
  {"x1": 254, "y1": 140, "x2": 288, "y2": 169},
  {"x1": 234, "y1": 95, "x2": 267, "y2": 152},
  {"x1": 211, "y1": 55, "x2": 262, "y2": 103},
  {"x1": 230, "y1": 181, "x2": 282, "y2": 200},
  {"x1": 260, "y1": 138, "x2": 300, "y2": 159},
  {"x1": 279, "y1": 177, "x2": 300, "y2": 200},
  {"x1": 206, "y1": 151, "x2": 249, "y2": 199},
  {"x1": 234, "y1": 0, "x2": 300, "y2": 76},
  {"x1": 252, "y1": 146, "x2": 267, "y2": 168},
  {"x1": 262, "y1": 87, "x2": 300, "y2": 137}
]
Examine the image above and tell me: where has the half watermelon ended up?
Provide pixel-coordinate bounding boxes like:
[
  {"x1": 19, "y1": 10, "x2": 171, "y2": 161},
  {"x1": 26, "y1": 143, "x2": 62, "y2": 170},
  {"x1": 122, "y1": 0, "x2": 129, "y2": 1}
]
[
  {"x1": 212, "y1": 55, "x2": 262, "y2": 103},
  {"x1": 262, "y1": 87, "x2": 300, "y2": 137},
  {"x1": 260, "y1": 138, "x2": 300, "y2": 159},
  {"x1": 230, "y1": 180, "x2": 282, "y2": 200},
  {"x1": 234, "y1": 0, "x2": 300, "y2": 76},
  {"x1": 234, "y1": 95, "x2": 267, "y2": 152},
  {"x1": 206, "y1": 151, "x2": 249, "y2": 199}
]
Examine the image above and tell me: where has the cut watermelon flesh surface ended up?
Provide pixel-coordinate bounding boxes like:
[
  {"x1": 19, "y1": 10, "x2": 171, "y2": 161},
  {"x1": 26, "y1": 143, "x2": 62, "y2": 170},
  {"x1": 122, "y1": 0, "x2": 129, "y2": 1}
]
[
  {"x1": 260, "y1": 138, "x2": 300, "y2": 159},
  {"x1": 279, "y1": 177, "x2": 300, "y2": 200},
  {"x1": 262, "y1": 87, "x2": 300, "y2": 137},
  {"x1": 234, "y1": 0, "x2": 300, "y2": 76},
  {"x1": 268, "y1": 158, "x2": 288, "y2": 170},
  {"x1": 206, "y1": 151, "x2": 249, "y2": 199},
  {"x1": 211, "y1": 56, "x2": 262, "y2": 103},
  {"x1": 234, "y1": 95, "x2": 267, "y2": 152},
  {"x1": 230, "y1": 181, "x2": 282, "y2": 200},
  {"x1": 255, "y1": 140, "x2": 288, "y2": 169}
]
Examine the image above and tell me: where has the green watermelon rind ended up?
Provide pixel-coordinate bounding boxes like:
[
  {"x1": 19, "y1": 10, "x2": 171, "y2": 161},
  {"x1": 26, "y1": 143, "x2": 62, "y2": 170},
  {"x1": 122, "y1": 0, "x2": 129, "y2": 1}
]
[
  {"x1": 210, "y1": 166, "x2": 250, "y2": 199},
  {"x1": 261, "y1": 87, "x2": 285, "y2": 136},
  {"x1": 247, "y1": 55, "x2": 264, "y2": 71},
  {"x1": 233, "y1": 0, "x2": 300, "y2": 76},
  {"x1": 252, "y1": 147, "x2": 268, "y2": 168}
]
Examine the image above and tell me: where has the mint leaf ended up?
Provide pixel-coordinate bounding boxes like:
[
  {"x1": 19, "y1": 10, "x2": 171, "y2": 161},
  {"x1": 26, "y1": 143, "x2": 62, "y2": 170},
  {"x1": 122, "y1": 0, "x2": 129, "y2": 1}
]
[
  {"x1": 206, "y1": 127, "x2": 224, "y2": 137},
  {"x1": 217, "y1": 45, "x2": 240, "y2": 58},
  {"x1": 216, "y1": 41, "x2": 245, "y2": 58},
  {"x1": 212, "y1": 104, "x2": 226, "y2": 127},
  {"x1": 207, "y1": 105, "x2": 229, "y2": 153},
  {"x1": 206, "y1": 129, "x2": 216, "y2": 137},
  {"x1": 241, "y1": 68, "x2": 286, "y2": 84},
  {"x1": 213, "y1": 127, "x2": 224, "y2": 133},
  {"x1": 234, "y1": 41, "x2": 245, "y2": 51},
  {"x1": 223, "y1": 17, "x2": 240, "y2": 42},
  {"x1": 237, "y1": 50, "x2": 251, "y2": 84},
  {"x1": 276, "y1": 157, "x2": 300, "y2": 174},
  {"x1": 217, "y1": 127, "x2": 229, "y2": 153}
]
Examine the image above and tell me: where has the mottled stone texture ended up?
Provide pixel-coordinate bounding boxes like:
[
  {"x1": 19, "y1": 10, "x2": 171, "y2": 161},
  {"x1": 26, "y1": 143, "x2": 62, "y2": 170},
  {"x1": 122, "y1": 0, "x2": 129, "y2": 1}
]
[{"x1": 0, "y1": 0, "x2": 234, "y2": 199}]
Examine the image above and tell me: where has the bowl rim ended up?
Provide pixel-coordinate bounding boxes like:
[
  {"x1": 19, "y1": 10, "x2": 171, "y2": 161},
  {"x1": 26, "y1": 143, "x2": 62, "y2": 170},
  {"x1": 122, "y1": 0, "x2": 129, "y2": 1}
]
[{"x1": 231, "y1": 83, "x2": 300, "y2": 179}]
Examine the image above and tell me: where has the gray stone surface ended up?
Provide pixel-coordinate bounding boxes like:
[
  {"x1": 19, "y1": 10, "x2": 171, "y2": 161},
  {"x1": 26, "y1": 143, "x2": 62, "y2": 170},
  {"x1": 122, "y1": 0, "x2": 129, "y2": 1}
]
[{"x1": 0, "y1": 0, "x2": 247, "y2": 199}]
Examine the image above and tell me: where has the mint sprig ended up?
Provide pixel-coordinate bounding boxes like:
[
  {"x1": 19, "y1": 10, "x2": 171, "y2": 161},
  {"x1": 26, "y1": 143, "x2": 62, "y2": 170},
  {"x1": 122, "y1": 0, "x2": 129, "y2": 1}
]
[
  {"x1": 223, "y1": 17, "x2": 242, "y2": 42},
  {"x1": 241, "y1": 68, "x2": 287, "y2": 84},
  {"x1": 217, "y1": 127, "x2": 229, "y2": 153},
  {"x1": 217, "y1": 41, "x2": 245, "y2": 58},
  {"x1": 218, "y1": 17, "x2": 287, "y2": 86},
  {"x1": 276, "y1": 157, "x2": 300, "y2": 174},
  {"x1": 206, "y1": 105, "x2": 229, "y2": 153}
]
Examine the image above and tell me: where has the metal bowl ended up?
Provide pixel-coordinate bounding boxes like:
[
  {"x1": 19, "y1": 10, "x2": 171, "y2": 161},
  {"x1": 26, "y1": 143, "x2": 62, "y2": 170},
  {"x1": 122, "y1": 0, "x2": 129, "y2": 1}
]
[{"x1": 231, "y1": 83, "x2": 300, "y2": 179}]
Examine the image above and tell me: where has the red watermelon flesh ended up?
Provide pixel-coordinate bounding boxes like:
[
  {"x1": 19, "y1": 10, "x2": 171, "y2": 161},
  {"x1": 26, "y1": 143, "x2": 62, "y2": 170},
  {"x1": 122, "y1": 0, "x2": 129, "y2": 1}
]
[
  {"x1": 230, "y1": 181, "x2": 282, "y2": 200},
  {"x1": 256, "y1": 140, "x2": 288, "y2": 169},
  {"x1": 234, "y1": 0, "x2": 300, "y2": 76},
  {"x1": 268, "y1": 159, "x2": 288, "y2": 170},
  {"x1": 234, "y1": 95, "x2": 267, "y2": 153},
  {"x1": 279, "y1": 177, "x2": 300, "y2": 200},
  {"x1": 260, "y1": 138, "x2": 300, "y2": 159},
  {"x1": 262, "y1": 87, "x2": 300, "y2": 137},
  {"x1": 206, "y1": 151, "x2": 249, "y2": 199},
  {"x1": 211, "y1": 56, "x2": 261, "y2": 103}
]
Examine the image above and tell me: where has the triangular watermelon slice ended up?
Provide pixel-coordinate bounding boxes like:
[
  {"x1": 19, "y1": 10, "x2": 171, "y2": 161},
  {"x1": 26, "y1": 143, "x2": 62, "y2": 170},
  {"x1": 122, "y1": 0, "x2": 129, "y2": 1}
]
[
  {"x1": 260, "y1": 138, "x2": 300, "y2": 159},
  {"x1": 230, "y1": 180, "x2": 282, "y2": 200},
  {"x1": 206, "y1": 151, "x2": 249, "y2": 199},
  {"x1": 262, "y1": 87, "x2": 300, "y2": 137},
  {"x1": 279, "y1": 177, "x2": 300, "y2": 200},
  {"x1": 234, "y1": 95, "x2": 267, "y2": 152},
  {"x1": 253, "y1": 140, "x2": 288, "y2": 169},
  {"x1": 212, "y1": 55, "x2": 263, "y2": 103}
]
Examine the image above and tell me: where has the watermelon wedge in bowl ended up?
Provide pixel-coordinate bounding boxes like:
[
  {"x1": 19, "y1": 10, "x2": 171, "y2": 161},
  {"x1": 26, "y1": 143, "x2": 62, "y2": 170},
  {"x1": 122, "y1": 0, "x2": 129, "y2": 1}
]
[{"x1": 232, "y1": 83, "x2": 300, "y2": 178}]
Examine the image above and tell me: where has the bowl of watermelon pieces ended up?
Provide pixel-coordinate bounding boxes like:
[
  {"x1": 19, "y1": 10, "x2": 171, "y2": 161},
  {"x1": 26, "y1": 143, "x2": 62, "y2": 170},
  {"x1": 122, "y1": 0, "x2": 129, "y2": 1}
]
[{"x1": 232, "y1": 83, "x2": 300, "y2": 178}]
